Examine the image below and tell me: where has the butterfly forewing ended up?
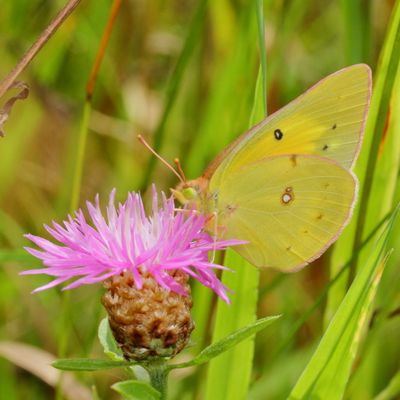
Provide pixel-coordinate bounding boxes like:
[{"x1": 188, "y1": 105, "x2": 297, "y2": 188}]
[
  {"x1": 206, "y1": 64, "x2": 371, "y2": 181},
  {"x1": 210, "y1": 155, "x2": 357, "y2": 271}
]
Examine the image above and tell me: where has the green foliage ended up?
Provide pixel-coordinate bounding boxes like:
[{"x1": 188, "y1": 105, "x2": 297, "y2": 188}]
[
  {"x1": 204, "y1": 27, "x2": 268, "y2": 397},
  {"x1": 171, "y1": 315, "x2": 280, "y2": 370},
  {"x1": 52, "y1": 358, "x2": 132, "y2": 372},
  {"x1": 112, "y1": 380, "x2": 161, "y2": 400},
  {"x1": 53, "y1": 316, "x2": 279, "y2": 371},
  {"x1": 289, "y1": 207, "x2": 398, "y2": 399},
  {"x1": 1, "y1": 1, "x2": 400, "y2": 399},
  {"x1": 98, "y1": 318, "x2": 124, "y2": 361}
]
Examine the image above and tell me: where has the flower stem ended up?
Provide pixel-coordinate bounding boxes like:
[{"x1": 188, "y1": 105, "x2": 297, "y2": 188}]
[{"x1": 145, "y1": 360, "x2": 169, "y2": 400}]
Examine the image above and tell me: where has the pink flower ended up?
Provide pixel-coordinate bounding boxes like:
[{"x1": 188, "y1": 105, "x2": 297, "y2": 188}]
[{"x1": 22, "y1": 188, "x2": 243, "y2": 303}]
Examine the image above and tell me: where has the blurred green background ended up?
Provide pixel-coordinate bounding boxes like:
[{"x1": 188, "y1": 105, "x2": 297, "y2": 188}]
[{"x1": 0, "y1": 1, "x2": 399, "y2": 399}]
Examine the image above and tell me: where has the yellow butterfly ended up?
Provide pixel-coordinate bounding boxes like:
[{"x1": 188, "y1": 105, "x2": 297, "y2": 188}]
[{"x1": 171, "y1": 64, "x2": 372, "y2": 272}]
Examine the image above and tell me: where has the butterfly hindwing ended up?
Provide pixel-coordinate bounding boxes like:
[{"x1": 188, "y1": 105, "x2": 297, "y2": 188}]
[{"x1": 210, "y1": 154, "x2": 357, "y2": 271}]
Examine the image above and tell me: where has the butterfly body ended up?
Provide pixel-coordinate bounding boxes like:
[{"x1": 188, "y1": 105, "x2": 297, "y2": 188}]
[{"x1": 176, "y1": 64, "x2": 372, "y2": 272}]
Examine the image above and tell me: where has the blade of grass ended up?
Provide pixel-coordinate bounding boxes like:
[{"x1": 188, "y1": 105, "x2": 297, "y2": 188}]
[
  {"x1": 340, "y1": 0, "x2": 370, "y2": 64},
  {"x1": 350, "y1": 0, "x2": 400, "y2": 282},
  {"x1": 345, "y1": 67, "x2": 400, "y2": 398},
  {"x1": 204, "y1": 252, "x2": 260, "y2": 400},
  {"x1": 288, "y1": 207, "x2": 398, "y2": 400},
  {"x1": 204, "y1": 3, "x2": 267, "y2": 398},
  {"x1": 256, "y1": 0, "x2": 267, "y2": 116},
  {"x1": 325, "y1": 0, "x2": 400, "y2": 324},
  {"x1": 357, "y1": 59, "x2": 400, "y2": 268},
  {"x1": 269, "y1": 209, "x2": 391, "y2": 363},
  {"x1": 373, "y1": 370, "x2": 400, "y2": 400},
  {"x1": 187, "y1": 1, "x2": 259, "y2": 376}
]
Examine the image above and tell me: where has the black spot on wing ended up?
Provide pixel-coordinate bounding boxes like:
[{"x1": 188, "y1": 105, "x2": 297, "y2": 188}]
[
  {"x1": 274, "y1": 128, "x2": 283, "y2": 140},
  {"x1": 323, "y1": 144, "x2": 329, "y2": 151},
  {"x1": 332, "y1": 123, "x2": 337, "y2": 130}
]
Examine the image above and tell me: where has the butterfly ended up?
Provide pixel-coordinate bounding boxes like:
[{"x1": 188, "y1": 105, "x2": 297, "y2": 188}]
[{"x1": 170, "y1": 64, "x2": 372, "y2": 272}]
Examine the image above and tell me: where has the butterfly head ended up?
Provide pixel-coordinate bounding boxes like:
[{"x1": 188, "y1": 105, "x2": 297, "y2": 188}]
[{"x1": 172, "y1": 177, "x2": 210, "y2": 208}]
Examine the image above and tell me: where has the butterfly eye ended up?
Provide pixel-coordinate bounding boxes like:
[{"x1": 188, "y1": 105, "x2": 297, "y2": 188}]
[{"x1": 182, "y1": 187, "x2": 198, "y2": 200}]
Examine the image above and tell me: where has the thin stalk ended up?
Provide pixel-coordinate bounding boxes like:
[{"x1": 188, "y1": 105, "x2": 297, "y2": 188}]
[
  {"x1": 0, "y1": 0, "x2": 81, "y2": 99},
  {"x1": 86, "y1": 0, "x2": 122, "y2": 99},
  {"x1": 145, "y1": 360, "x2": 169, "y2": 400}
]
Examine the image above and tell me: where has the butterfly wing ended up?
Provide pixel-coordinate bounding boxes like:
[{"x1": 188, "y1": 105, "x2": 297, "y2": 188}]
[
  {"x1": 210, "y1": 154, "x2": 357, "y2": 271},
  {"x1": 204, "y1": 64, "x2": 371, "y2": 180}
]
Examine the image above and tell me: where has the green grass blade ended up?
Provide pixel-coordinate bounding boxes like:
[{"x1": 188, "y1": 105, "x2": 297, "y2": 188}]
[
  {"x1": 204, "y1": 253, "x2": 260, "y2": 400},
  {"x1": 340, "y1": 0, "x2": 370, "y2": 64},
  {"x1": 345, "y1": 64, "x2": 400, "y2": 394},
  {"x1": 204, "y1": 5, "x2": 267, "y2": 397},
  {"x1": 373, "y1": 370, "x2": 400, "y2": 400},
  {"x1": 325, "y1": 0, "x2": 400, "y2": 324},
  {"x1": 188, "y1": 2, "x2": 258, "y2": 374},
  {"x1": 256, "y1": 0, "x2": 267, "y2": 115},
  {"x1": 289, "y1": 208, "x2": 398, "y2": 400}
]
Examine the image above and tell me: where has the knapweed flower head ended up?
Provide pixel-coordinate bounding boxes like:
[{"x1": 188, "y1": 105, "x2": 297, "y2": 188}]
[{"x1": 22, "y1": 187, "x2": 242, "y2": 303}]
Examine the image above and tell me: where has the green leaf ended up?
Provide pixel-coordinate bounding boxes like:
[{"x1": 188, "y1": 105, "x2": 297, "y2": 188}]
[
  {"x1": 170, "y1": 315, "x2": 280, "y2": 370},
  {"x1": 112, "y1": 380, "x2": 161, "y2": 400},
  {"x1": 373, "y1": 370, "x2": 400, "y2": 400},
  {"x1": 289, "y1": 208, "x2": 398, "y2": 400},
  {"x1": 98, "y1": 317, "x2": 124, "y2": 361},
  {"x1": 52, "y1": 358, "x2": 132, "y2": 371}
]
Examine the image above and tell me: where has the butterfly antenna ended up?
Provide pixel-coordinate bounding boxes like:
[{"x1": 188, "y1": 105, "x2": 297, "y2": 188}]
[
  {"x1": 137, "y1": 134, "x2": 185, "y2": 184},
  {"x1": 174, "y1": 158, "x2": 187, "y2": 184}
]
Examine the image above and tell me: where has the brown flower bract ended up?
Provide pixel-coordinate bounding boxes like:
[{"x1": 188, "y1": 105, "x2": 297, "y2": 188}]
[{"x1": 102, "y1": 270, "x2": 194, "y2": 361}]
